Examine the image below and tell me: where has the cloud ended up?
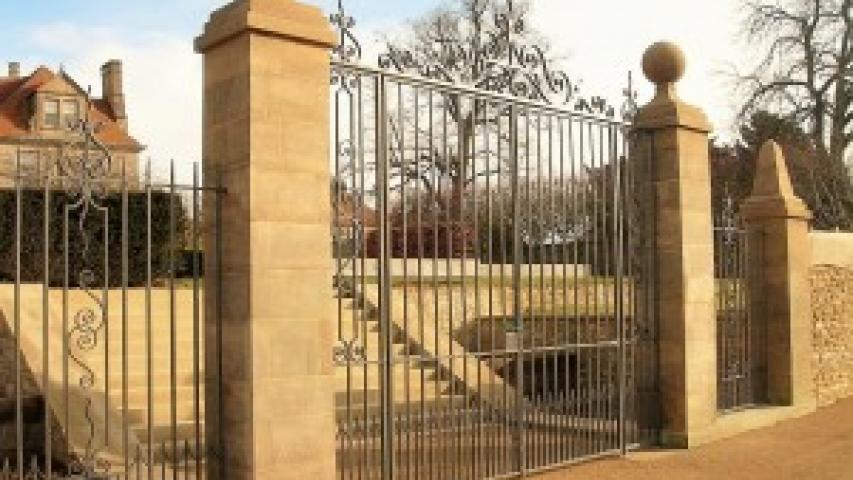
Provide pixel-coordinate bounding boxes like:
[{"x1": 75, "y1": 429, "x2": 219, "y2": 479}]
[{"x1": 24, "y1": 22, "x2": 201, "y2": 182}]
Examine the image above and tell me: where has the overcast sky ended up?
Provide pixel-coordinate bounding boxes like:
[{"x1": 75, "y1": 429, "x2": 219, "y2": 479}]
[{"x1": 0, "y1": 0, "x2": 746, "y2": 180}]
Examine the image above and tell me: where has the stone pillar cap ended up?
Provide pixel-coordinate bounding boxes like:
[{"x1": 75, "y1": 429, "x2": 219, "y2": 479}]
[
  {"x1": 752, "y1": 140, "x2": 795, "y2": 198},
  {"x1": 740, "y1": 140, "x2": 811, "y2": 221},
  {"x1": 195, "y1": 0, "x2": 337, "y2": 53},
  {"x1": 633, "y1": 41, "x2": 711, "y2": 133},
  {"x1": 642, "y1": 41, "x2": 686, "y2": 87}
]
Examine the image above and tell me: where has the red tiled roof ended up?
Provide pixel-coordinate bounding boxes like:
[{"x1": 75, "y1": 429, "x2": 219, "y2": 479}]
[
  {"x1": 89, "y1": 99, "x2": 141, "y2": 149},
  {"x1": 0, "y1": 67, "x2": 142, "y2": 150}
]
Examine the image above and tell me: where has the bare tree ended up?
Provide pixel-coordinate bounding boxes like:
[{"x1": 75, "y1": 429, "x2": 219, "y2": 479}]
[
  {"x1": 330, "y1": 0, "x2": 632, "y2": 260},
  {"x1": 374, "y1": 0, "x2": 626, "y2": 215},
  {"x1": 736, "y1": 0, "x2": 853, "y2": 227}
]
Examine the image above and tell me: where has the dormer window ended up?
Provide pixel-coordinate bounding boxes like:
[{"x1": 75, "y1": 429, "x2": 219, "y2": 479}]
[
  {"x1": 43, "y1": 99, "x2": 60, "y2": 129},
  {"x1": 61, "y1": 99, "x2": 79, "y2": 128}
]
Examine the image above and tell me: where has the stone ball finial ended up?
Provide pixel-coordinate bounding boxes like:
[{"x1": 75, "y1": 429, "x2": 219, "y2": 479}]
[{"x1": 642, "y1": 41, "x2": 686, "y2": 86}]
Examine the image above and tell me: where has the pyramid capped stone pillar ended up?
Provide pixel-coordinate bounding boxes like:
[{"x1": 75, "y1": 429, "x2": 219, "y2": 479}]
[
  {"x1": 740, "y1": 141, "x2": 815, "y2": 409},
  {"x1": 633, "y1": 41, "x2": 717, "y2": 447},
  {"x1": 196, "y1": 1, "x2": 338, "y2": 478}
]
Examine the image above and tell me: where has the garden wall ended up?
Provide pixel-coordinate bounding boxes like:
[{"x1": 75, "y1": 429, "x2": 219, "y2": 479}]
[{"x1": 811, "y1": 231, "x2": 853, "y2": 407}]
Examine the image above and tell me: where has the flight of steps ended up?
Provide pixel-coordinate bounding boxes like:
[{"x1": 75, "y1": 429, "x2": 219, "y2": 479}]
[
  {"x1": 333, "y1": 280, "x2": 514, "y2": 421},
  {"x1": 335, "y1": 287, "x2": 463, "y2": 420},
  {"x1": 0, "y1": 286, "x2": 204, "y2": 472},
  {"x1": 97, "y1": 291, "x2": 205, "y2": 465},
  {"x1": 335, "y1": 297, "x2": 465, "y2": 420}
]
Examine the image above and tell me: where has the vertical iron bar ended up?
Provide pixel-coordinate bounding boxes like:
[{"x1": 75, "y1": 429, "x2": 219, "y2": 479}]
[
  {"x1": 192, "y1": 164, "x2": 201, "y2": 480},
  {"x1": 14, "y1": 153, "x2": 23, "y2": 480},
  {"x1": 484, "y1": 100, "x2": 495, "y2": 479},
  {"x1": 441, "y1": 91, "x2": 456, "y2": 480},
  {"x1": 63, "y1": 196, "x2": 70, "y2": 474},
  {"x1": 509, "y1": 105, "x2": 524, "y2": 476},
  {"x1": 612, "y1": 126, "x2": 627, "y2": 454},
  {"x1": 414, "y1": 86, "x2": 425, "y2": 480},
  {"x1": 429, "y1": 88, "x2": 437, "y2": 480},
  {"x1": 169, "y1": 162, "x2": 178, "y2": 480},
  {"x1": 524, "y1": 110, "x2": 533, "y2": 471},
  {"x1": 375, "y1": 73, "x2": 394, "y2": 480},
  {"x1": 43, "y1": 155, "x2": 52, "y2": 479},
  {"x1": 104, "y1": 196, "x2": 111, "y2": 456},
  {"x1": 578, "y1": 122, "x2": 595, "y2": 455},
  {"x1": 456, "y1": 92, "x2": 468, "y2": 480},
  {"x1": 559, "y1": 116, "x2": 570, "y2": 464},
  {"x1": 122, "y1": 158, "x2": 130, "y2": 478},
  {"x1": 146, "y1": 161, "x2": 154, "y2": 480},
  {"x1": 592, "y1": 121, "x2": 602, "y2": 455},
  {"x1": 397, "y1": 82, "x2": 410, "y2": 480},
  {"x1": 357, "y1": 75, "x2": 368, "y2": 480}
]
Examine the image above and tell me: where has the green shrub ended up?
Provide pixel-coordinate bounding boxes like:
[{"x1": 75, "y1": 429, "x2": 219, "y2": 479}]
[{"x1": 0, "y1": 189, "x2": 186, "y2": 287}]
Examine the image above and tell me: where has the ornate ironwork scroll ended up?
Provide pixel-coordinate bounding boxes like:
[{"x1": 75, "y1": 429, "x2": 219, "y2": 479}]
[
  {"x1": 330, "y1": 0, "x2": 362, "y2": 63},
  {"x1": 60, "y1": 100, "x2": 115, "y2": 477},
  {"x1": 331, "y1": 0, "x2": 638, "y2": 120}
]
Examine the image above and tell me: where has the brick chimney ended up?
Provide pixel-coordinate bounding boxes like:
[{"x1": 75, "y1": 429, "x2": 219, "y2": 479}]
[
  {"x1": 8, "y1": 62, "x2": 20, "y2": 78},
  {"x1": 101, "y1": 59, "x2": 127, "y2": 131}
]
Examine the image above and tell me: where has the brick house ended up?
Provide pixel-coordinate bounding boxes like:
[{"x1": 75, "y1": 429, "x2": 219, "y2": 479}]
[{"x1": 0, "y1": 60, "x2": 143, "y2": 187}]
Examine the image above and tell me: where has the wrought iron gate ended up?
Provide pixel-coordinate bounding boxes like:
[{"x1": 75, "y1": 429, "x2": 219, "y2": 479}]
[
  {"x1": 329, "y1": 3, "x2": 653, "y2": 477},
  {"x1": 714, "y1": 195, "x2": 760, "y2": 411},
  {"x1": 0, "y1": 111, "x2": 220, "y2": 478}
]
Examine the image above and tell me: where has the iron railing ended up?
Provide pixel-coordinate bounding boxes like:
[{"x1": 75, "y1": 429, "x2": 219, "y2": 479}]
[
  {"x1": 0, "y1": 116, "x2": 221, "y2": 478},
  {"x1": 330, "y1": 58, "x2": 647, "y2": 479},
  {"x1": 713, "y1": 199, "x2": 759, "y2": 411}
]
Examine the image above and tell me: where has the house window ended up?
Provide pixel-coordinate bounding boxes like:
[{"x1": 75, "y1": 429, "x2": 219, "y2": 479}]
[
  {"x1": 17, "y1": 151, "x2": 40, "y2": 178},
  {"x1": 43, "y1": 99, "x2": 60, "y2": 129},
  {"x1": 61, "y1": 99, "x2": 79, "y2": 128}
]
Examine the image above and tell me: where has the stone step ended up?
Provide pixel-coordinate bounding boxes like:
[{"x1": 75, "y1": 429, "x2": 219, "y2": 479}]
[
  {"x1": 108, "y1": 370, "x2": 200, "y2": 384},
  {"x1": 110, "y1": 386, "x2": 197, "y2": 405},
  {"x1": 81, "y1": 347, "x2": 201, "y2": 361},
  {"x1": 137, "y1": 438, "x2": 207, "y2": 465},
  {"x1": 359, "y1": 285, "x2": 517, "y2": 408},
  {"x1": 133, "y1": 421, "x2": 203, "y2": 445},
  {"x1": 334, "y1": 381, "x2": 451, "y2": 405},
  {"x1": 334, "y1": 367, "x2": 444, "y2": 387},
  {"x1": 335, "y1": 395, "x2": 470, "y2": 420},
  {"x1": 125, "y1": 402, "x2": 204, "y2": 424}
]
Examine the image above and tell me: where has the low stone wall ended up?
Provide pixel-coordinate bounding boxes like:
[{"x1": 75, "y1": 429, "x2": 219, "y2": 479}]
[
  {"x1": 811, "y1": 232, "x2": 853, "y2": 267},
  {"x1": 812, "y1": 264, "x2": 853, "y2": 407}
]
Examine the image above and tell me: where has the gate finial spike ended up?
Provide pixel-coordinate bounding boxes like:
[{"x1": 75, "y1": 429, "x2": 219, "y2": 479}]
[{"x1": 752, "y1": 140, "x2": 795, "y2": 199}]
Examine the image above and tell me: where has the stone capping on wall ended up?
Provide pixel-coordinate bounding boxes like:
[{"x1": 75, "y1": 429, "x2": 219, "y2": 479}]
[
  {"x1": 195, "y1": 0, "x2": 336, "y2": 53},
  {"x1": 811, "y1": 231, "x2": 853, "y2": 268}
]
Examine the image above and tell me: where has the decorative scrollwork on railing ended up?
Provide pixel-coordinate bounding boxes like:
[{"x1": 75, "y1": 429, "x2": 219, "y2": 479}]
[
  {"x1": 333, "y1": 339, "x2": 367, "y2": 364},
  {"x1": 330, "y1": 0, "x2": 640, "y2": 121},
  {"x1": 330, "y1": 0, "x2": 362, "y2": 62},
  {"x1": 621, "y1": 71, "x2": 640, "y2": 121},
  {"x1": 61, "y1": 97, "x2": 114, "y2": 477}
]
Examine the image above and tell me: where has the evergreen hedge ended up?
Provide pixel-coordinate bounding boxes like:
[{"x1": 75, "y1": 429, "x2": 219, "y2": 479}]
[{"x1": 0, "y1": 189, "x2": 186, "y2": 287}]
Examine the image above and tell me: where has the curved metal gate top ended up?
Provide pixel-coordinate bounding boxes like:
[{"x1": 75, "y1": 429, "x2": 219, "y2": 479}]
[{"x1": 328, "y1": 2, "x2": 654, "y2": 478}]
